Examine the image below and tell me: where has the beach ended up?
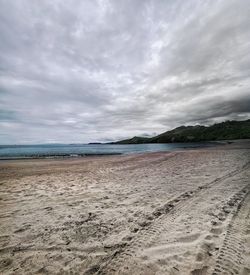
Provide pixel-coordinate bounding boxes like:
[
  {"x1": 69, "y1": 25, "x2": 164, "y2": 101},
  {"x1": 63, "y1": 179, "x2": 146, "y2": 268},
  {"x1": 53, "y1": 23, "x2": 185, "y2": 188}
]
[{"x1": 0, "y1": 141, "x2": 250, "y2": 275}]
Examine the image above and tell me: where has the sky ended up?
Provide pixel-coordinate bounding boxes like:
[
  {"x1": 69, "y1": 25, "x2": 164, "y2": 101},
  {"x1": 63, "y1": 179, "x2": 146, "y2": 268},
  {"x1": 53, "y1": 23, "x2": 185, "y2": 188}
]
[{"x1": 0, "y1": 0, "x2": 250, "y2": 144}]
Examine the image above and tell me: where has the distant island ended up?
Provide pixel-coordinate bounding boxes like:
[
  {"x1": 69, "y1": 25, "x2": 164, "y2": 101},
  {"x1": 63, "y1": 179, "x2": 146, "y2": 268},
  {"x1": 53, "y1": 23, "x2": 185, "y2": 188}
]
[{"x1": 111, "y1": 119, "x2": 250, "y2": 144}]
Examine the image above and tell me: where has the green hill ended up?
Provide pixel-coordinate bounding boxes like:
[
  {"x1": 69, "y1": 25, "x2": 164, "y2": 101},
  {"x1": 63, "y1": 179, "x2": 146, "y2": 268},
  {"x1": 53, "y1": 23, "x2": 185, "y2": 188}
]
[
  {"x1": 113, "y1": 136, "x2": 151, "y2": 144},
  {"x1": 113, "y1": 119, "x2": 250, "y2": 144}
]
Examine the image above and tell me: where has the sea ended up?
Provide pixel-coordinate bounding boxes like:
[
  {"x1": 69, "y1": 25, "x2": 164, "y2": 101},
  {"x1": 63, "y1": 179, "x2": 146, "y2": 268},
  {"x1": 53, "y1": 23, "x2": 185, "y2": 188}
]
[{"x1": 0, "y1": 142, "x2": 219, "y2": 160}]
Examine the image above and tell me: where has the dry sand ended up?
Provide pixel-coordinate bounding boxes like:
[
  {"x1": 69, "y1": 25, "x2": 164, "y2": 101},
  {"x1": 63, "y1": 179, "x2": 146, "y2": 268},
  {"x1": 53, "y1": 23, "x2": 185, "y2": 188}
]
[{"x1": 0, "y1": 141, "x2": 250, "y2": 274}]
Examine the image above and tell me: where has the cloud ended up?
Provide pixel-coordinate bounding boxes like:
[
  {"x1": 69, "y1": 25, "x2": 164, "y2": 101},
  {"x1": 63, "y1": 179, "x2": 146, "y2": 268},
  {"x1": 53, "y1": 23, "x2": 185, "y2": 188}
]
[{"x1": 0, "y1": 0, "x2": 249, "y2": 144}]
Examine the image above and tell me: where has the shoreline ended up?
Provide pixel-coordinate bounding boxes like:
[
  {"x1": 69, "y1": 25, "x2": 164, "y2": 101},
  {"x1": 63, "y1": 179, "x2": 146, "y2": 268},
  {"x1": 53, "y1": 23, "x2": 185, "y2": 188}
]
[
  {"x1": 0, "y1": 152, "x2": 122, "y2": 161},
  {"x1": 0, "y1": 140, "x2": 228, "y2": 161}
]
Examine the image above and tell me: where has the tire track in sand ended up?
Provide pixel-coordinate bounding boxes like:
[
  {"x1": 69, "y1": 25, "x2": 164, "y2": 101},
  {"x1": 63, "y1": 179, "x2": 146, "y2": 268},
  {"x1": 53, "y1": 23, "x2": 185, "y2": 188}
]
[
  {"x1": 211, "y1": 190, "x2": 250, "y2": 275},
  {"x1": 88, "y1": 162, "x2": 250, "y2": 275}
]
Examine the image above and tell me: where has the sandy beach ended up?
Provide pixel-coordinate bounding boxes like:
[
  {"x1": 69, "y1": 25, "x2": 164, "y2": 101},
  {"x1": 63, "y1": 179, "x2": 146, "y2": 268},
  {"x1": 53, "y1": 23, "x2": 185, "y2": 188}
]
[{"x1": 0, "y1": 142, "x2": 250, "y2": 275}]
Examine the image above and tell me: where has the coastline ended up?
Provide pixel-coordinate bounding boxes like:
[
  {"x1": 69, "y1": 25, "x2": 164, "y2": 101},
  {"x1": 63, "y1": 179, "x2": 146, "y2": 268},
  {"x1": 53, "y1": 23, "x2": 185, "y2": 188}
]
[
  {"x1": 0, "y1": 140, "x2": 225, "y2": 161},
  {"x1": 0, "y1": 152, "x2": 122, "y2": 161},
  {"x1": 0, "y1": 141, "x2": 249, "y2": 274}
]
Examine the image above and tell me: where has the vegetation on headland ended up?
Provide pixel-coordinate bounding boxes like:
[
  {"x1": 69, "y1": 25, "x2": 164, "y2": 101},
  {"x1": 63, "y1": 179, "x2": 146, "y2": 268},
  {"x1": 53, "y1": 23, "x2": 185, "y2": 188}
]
[{"x1": 112, "y1": 119, "x2": 250, "y2": 144}]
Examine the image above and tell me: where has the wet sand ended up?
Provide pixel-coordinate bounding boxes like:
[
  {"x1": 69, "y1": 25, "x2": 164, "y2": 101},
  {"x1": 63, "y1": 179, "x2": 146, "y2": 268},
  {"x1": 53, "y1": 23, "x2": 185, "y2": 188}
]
[{"x1": 0, "y1": 142, "x2": 250, "y2": 274}]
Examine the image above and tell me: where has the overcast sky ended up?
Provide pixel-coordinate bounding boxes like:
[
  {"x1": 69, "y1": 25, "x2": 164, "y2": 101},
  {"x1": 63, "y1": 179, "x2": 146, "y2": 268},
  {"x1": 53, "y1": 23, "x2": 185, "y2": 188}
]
[{"x1": 0, "y1": 0, "x2": 250, "y2": 144}]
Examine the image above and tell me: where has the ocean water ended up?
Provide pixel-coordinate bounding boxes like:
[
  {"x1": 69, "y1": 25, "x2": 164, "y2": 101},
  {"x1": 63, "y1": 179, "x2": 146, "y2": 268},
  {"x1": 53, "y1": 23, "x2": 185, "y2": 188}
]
[{"x1": 0, "y1": 142, "x2": 218, "y2": 160}]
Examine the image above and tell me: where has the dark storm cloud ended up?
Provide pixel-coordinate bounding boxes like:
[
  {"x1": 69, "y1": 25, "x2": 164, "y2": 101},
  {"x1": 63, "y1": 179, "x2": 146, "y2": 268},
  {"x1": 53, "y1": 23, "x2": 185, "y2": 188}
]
[{"x1": 0, "y1": 0, "x2": 249, "y2": 144}]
